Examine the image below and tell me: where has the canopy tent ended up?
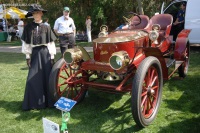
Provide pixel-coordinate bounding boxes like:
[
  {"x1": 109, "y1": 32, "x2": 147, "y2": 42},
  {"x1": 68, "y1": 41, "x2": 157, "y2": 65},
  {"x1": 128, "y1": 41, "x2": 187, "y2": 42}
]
[{"x1": 0, "y1": 7, "x2": 28, "y2": 19}]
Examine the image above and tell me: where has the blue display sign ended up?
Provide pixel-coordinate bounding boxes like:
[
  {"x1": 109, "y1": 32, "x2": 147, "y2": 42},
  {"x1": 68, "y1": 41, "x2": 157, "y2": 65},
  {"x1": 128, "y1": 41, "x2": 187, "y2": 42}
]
[{"x1": 54, "y1": 97, "x2": 77, "y2": 112}]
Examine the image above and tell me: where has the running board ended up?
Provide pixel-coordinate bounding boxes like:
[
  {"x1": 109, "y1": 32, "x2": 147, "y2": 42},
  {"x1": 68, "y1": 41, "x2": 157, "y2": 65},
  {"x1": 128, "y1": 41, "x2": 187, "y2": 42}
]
[
  {"x1": 165, "y1": 58, "x2": 184, "y2": 79},
  {"x1": 168, "y1": 61, "x2": 184, "y2": 78},
  {"x1": 175, "y1": 61, "x2": 184, "y2": 70},
  {"x1": 165, "y1": 59, "x2": 175, "y2": 68}
]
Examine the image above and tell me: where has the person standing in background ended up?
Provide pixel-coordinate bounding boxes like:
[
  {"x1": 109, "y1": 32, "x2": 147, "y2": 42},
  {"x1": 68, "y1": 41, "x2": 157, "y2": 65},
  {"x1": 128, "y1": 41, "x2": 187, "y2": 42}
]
[
  {"x1": 0, "y1": 19, "x2": 3, "y2": 31},
  {"x1": 2, "y1": 17, "x2": 7, "y2": 31},
  {"x1": 54, "y1": 6, "x2": 76, "y2": 54},
  {"x1": 44, "y1": 18, "x2": 50, "y2": 26},
  {"x1": 17, "y1": 18, "x2": 24, "y2": 38},
  {"x1": 85, "y1": 15, "x2": 92, "y2": 42},
  {"x1": 171, "y1": 2, "x2": 186, "y2": 41}
]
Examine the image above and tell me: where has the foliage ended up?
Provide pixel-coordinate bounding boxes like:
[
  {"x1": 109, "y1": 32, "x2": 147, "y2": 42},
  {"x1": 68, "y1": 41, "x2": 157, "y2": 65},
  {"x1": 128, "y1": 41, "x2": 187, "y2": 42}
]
[{"x1": 0, "y1": 0, "x2": 174, "y2": 35}]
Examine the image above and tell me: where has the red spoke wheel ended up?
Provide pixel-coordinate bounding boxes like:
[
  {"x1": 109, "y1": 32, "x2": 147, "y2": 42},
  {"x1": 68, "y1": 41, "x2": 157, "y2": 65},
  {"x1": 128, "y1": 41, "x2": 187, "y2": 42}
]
[
  {"x1": 49, "y1": 58, "x2": 88, "y2": 103},
  {"x1": 178, "y1": 43, "x2": 190, "y2": 78},
  {"x1": 132, "y1": 56, "x2": 163, "y2": 127}
]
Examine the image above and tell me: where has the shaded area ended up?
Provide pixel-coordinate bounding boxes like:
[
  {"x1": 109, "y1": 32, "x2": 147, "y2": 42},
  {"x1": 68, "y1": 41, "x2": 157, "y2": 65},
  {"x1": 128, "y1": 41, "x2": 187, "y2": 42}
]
[
  {"x1": 0, "y1": 100, "x2": 60, "y2": 121},
  {"x1": 0, "y1": 47, "x2": 199, "y2": 132},
  {"x1": 67, "y1": 90, "x2": 143, "y2": 132},
  {"x1": 158, "y1": 117, "x2": 200, "y2": 133},
  {"x1": 158, "y1": 49, "x2": 200, "y2": 132}
]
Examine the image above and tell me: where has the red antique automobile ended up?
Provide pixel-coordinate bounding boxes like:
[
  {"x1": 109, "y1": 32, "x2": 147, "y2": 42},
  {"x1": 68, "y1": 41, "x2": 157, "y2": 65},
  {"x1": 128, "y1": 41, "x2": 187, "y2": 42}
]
[{"x1": 49, "y1": 13, "x2": 191, "y2": 127}]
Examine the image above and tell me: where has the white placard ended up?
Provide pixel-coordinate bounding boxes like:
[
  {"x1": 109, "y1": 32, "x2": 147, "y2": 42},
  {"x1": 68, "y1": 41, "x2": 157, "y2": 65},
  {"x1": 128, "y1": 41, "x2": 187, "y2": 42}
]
[{"x1": 43, "y1": 117, "x2": 60, "y2": 133}]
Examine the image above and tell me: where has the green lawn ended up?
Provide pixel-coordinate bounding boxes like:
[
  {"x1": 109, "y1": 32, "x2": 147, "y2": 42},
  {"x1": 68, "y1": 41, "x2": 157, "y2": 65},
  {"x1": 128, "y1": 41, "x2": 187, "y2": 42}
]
[
  {"x1": 0, "y1": 40, "x2": 93, "y2": 47},
  {"x1": 0, "y1": 40, "x2": 22, "y2": 46},
  {"x1": 0, "y1": 48, "x2": 199, "y2": 133}
]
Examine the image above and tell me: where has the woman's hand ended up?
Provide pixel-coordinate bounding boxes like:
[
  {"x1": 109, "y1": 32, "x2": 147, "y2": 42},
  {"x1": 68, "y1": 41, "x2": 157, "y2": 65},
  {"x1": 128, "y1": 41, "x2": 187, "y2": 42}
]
[
  {"x1": 51, "y1": 59, "x2": 55, "y2": 66},
  {"x1": 26, "y1": 59, "x2": 31, "y2": 68}
]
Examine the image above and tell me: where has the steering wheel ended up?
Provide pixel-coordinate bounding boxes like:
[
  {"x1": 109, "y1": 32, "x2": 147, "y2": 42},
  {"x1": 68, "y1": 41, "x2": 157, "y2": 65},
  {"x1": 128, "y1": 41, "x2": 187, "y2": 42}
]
[{"x1": 123, "y1": 12, "x2": 141, "y2": 27}]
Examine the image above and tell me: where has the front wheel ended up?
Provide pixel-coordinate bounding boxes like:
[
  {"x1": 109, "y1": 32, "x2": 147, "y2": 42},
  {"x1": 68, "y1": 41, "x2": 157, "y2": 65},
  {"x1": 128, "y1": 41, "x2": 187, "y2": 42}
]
[
  {"x1": 132, "y1": 56, "x2": 163, "y2": 127},
  {"x1": 49, "y1": 58, "x2": 88, "y2": 103}
]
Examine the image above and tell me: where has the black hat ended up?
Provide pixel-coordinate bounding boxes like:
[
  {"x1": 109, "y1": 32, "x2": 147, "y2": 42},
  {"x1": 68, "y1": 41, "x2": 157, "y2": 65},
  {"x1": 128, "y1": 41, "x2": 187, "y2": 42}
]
[{"x1": 25, "y1": 4, "x2": 47, "y2": 18}]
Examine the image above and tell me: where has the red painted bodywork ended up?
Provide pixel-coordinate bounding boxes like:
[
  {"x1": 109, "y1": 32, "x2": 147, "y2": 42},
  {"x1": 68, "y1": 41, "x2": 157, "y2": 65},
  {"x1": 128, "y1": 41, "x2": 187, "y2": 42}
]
[
  {"x1": 78, "y1": 15, "x2": 190, "y2": 92},
  {"x1": 93, "y1": 31, "x2": 149, "y2": 63},
  {"x1": 174, "y1": 29, "x2": 191, "y2": 60}
]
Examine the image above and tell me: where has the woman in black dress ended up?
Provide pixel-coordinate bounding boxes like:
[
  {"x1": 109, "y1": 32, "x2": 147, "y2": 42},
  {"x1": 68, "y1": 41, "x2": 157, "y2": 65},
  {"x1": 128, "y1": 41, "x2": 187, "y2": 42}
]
[{"x1": 21, "y1": 5, "x2": 57, "y2": 111}]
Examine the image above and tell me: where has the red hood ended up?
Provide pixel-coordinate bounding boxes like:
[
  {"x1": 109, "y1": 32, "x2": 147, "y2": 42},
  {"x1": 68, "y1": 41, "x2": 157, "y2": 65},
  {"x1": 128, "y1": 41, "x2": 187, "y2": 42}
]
[{"x1": 93, "y1": 30, "x2": 148, "y2": 44}]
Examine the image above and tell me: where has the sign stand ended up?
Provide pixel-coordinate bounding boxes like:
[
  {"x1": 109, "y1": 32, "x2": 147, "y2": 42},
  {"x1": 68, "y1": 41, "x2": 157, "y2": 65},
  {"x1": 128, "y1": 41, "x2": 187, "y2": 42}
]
[{"x1": 54, "y1": 97, "x2": 77, "y2": 133}]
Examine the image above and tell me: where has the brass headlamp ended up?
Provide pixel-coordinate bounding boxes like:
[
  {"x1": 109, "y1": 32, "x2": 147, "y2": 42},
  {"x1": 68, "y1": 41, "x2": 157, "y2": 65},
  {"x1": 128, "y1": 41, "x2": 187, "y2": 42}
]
[
  {"x1": 109, "y1": 51, "x2": 130, "y2": 70},
  {"x1": 64, "y1": 47, "x2": 83, "y2": 64}
]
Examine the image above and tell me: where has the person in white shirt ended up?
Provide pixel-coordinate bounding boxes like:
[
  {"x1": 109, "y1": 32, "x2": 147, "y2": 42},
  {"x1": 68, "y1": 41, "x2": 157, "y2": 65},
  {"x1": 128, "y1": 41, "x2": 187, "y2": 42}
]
[
  {"x1": 85, "y1": 15, "x2": 92, "y2": 42},
  {"x1": 17, "y1": 18, "x2": 24, "y2": 38},
  {"x1": 2, "y1": 17, "x2": 7, "y2": 31},
  {"x1": 54, "y1": 6, "x2": 76, "y2": 54}
]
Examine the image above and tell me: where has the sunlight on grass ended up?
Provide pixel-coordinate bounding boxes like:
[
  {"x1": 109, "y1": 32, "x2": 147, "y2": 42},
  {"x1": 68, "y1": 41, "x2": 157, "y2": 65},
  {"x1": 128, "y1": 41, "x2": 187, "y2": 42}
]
[
  {"x1": 0, "y1": 48, "x2": 199, "y2": 132},
  {"x1": 0, "y1": 40, "x2": 21, "y2": 46},
  {"x1": 0, "y1": 40, "x2": 93, "y2": 47}
]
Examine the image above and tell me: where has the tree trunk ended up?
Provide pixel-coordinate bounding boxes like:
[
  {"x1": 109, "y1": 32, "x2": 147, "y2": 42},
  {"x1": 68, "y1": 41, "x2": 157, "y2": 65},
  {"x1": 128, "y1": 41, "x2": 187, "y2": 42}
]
[{"x1": 136, "y1": 0, "x2": 144, "y2": 15}]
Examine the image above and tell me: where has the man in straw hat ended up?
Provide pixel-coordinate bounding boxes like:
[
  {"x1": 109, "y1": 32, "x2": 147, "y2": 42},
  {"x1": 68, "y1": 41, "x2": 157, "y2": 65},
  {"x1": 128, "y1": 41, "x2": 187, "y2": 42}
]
[
  {"x1": 54, "y1": 6, "x2": 76, "y2": 54},
  {"x1": 21, "y1": 4, "x2": 57, "y2": 111}
]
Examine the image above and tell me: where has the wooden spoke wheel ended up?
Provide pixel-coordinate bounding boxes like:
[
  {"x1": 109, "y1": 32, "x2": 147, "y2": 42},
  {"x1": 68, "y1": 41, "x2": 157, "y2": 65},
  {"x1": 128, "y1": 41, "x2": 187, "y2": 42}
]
[
  {"x1": 132, "y1": 56, "x2": 163, "y2": 127},
  {"x1": 49, "y1": 58, "x2": 88, "y2": 103},
  {"x1": 178, "y1": 43, "x2": 190, "y2": 78}
]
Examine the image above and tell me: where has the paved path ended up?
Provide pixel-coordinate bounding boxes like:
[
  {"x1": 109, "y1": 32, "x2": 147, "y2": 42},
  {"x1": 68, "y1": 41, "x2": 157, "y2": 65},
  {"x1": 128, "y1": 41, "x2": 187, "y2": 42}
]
[{"x1": 0, "y1": 46, "x2": 93, "y2": 53}]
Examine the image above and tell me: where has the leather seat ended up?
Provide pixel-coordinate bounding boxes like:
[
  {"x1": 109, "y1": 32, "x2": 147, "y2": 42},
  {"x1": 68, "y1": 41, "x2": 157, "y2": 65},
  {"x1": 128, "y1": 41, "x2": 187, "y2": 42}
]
[
  {"x1": 146, "y1": 14, "x2": 173, "y2": 37},
  {"x1": 129, "y1": 15, "x2": 149, "y2": 29}
]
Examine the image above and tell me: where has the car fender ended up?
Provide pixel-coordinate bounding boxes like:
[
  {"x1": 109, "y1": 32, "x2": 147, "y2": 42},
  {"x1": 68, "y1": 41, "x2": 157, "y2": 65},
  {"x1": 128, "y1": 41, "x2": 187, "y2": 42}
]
[
  {"x1": 133, "y1": 47, "x2": 168, "y2": 80},
  {"x1": 174, "y1": 29, "x2": 191, "y2": 60}
]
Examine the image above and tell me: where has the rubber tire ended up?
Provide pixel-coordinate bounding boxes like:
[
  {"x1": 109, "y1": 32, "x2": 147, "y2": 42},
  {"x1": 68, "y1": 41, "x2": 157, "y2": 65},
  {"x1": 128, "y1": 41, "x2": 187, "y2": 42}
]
[
  {"x1": 178, "y1": 43, "x2": 190, "y2": 78},
  {"x1": 132, "y1": 56, "x2": 163, "y2": 127},
  {"x1": 49, "y1": 58, "x2": 87, "y2": 103}
]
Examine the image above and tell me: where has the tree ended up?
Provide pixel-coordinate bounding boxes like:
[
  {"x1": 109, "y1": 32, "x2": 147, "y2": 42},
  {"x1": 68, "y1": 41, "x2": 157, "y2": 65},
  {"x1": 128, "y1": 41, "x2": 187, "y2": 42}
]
[
  {"x1": 0, "y1": 0, "x2": 174, "y2": 35},
  {"x1": 136, "y1": 0, "x2": 144, "y2": 15}
]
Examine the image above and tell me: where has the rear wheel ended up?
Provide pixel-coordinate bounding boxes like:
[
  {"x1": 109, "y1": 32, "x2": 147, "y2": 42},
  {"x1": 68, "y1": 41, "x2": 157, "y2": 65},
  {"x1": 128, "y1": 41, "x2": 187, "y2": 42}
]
[
  {"x1": 178, "y1": 43, "x2": 190, "y2": 78},
  {"x1": 49, "y1": 58, "x2": 88, "y2": 103},
  {"x1": 132, "y1": 56, "x2": 163, "y2": 127}
]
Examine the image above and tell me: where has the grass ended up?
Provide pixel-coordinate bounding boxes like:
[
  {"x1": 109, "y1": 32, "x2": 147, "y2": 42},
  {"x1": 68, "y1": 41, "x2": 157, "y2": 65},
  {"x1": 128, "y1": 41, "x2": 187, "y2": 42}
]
[
  {"x1": 0, "y1": 40, "x2": 93, "y2": 47},
  {"x1": 0, "y1": 47, "x2": 200, "y2": 133},
  {"x1": 0, "y1": 40, "x2": 22, "y2": 46}
]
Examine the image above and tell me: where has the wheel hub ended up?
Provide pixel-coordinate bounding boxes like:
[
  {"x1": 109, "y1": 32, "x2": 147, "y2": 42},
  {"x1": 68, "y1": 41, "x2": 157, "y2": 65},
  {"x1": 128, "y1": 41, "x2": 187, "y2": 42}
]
[
  {"x1": 67, "y1": 77, "x2": 77, "y2": 87},
  {"x1": 147, "y1": 86, "x2": 155, "y2": 96}
]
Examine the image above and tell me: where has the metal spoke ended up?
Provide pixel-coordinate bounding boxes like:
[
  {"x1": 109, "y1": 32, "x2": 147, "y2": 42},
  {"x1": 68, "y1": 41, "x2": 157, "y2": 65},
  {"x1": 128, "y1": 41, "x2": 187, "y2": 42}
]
[
  {"x1": 141, "y1": 95, "x2": 147, "y2": 107},
  {"x1": 58, "y1": 82, "x2": 67, "y2": 87},
  {"x1": 147, "y1": 69, "x2": 151, "y2": 86},
  {"x1": 59, "y1": 75, "x2": 68, "y2": 80},
  {"x1": 74, "y1": 86, "x2": 79, "y2": 95},
  {"x1": 148, "y1": 96, "x2": 153, "y2": 109},
  {"x1": 151, "y1": 85, "x2": 158, "y2": 90},
  {"x1": 63, "y1": 67, "x2": 70, "y2": 77},
  {"x1": 150, "y1": 76, "x2": 158, "y2": 87},
  {"x1": 60, "y1": 85, "x2": 69, "y2": 95},
  {"x1": 66, "y1": 87, "x2": 72, "y2": 98},
  {"x1": 141, "y1": 91, "x2": 147, "y2": 97},
  {"x1": 149, "y1": 68, "x2": 155, "y2": 87},
  {"x1": 143, "y1": 98, "x2": 148, "y2": 115}
]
